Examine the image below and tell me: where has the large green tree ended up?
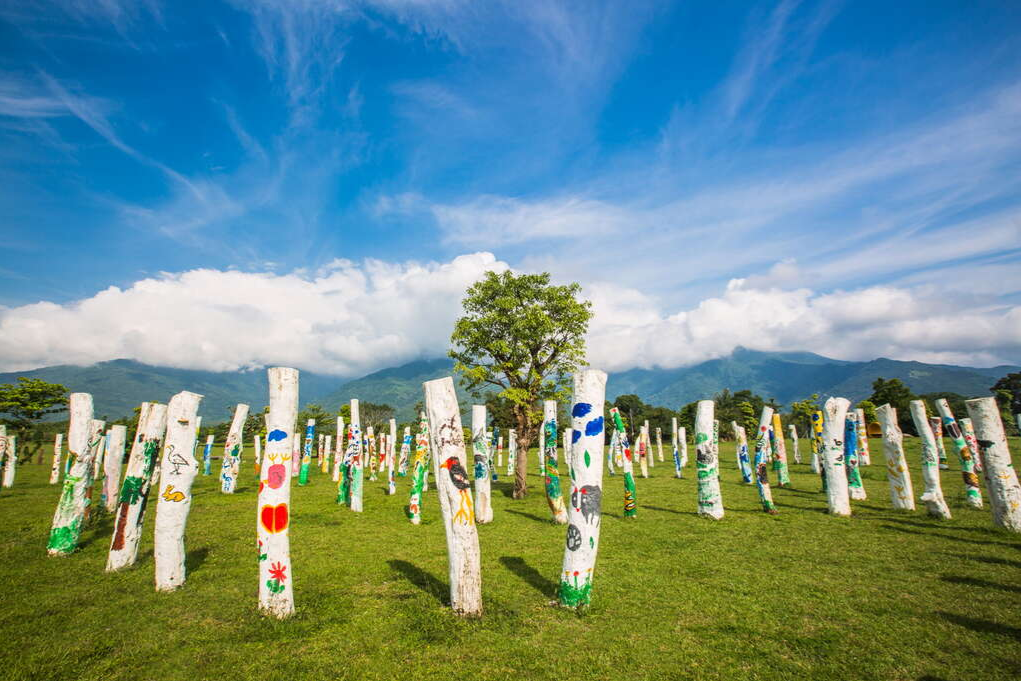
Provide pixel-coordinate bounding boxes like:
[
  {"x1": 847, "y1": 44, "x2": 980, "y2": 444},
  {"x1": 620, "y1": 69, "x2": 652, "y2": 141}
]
[
  {"x1": 0, "y1": 378, "x2": 68, "y2": 461},
  {"x1": 868, "y1": 377, "x2": 918, "y2": 434},
  {"x1": 451, "y1": 270, "x2": 592, "y2": 499}
]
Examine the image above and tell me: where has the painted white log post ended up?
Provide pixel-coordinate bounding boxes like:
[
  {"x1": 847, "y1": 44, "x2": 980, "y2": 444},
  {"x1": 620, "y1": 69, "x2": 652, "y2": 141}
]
[
  {"x1": 471, "y1": 405, "x2": 493, "y2": 523},
  {"x1": 930, "y1": 416, "x2": 949, "y2": 470},
  {"x1": 406, "y1": 412, "x2": 429, "y2": 523},
  {"x1": 258, "y1": 367, "x2": 299, "y2": 618},
  {"x1": 875, "y1": 404, "x2": 915, "y2": 511},
  {"x1": 733, "y1": 421, "x2": 752, "y2": 483},
  {"x1": 154, "y1": 391, "x2": 204, "y2": 591},
  {"x1": 332, "y1": 416, "x2": 345, "y2": 482},
  {"x1": 47, "y1": 393, "x2": 95, "y2": 555},
  {"x1": 679, "y1": 426, "x2": 688, "y2": 468},
  {"x1": 102, "y1": 425, "x2": 127, "y2": 512},
  {"x1": 638, "y1": 425, "x2": 649, "y2": 479},
  {"x1": 202, "y1": 435, "x2": 214, "y2": 476},
  {"x1": 107, "y1": 402, "x2": 169, "y2": 571},
  {"x1": 366, "y1": 426, "x2": 378, "y2": 481},
  {"x1": 298, "y1": 418, "x2": 315, "y2": 485},
  {"x1": 2, "y1": 429, "x2": 17, "y2": 488},
  {"x1": 497, "y1": 436, "x2": 504, "y2": 469},
  {"x1": 559, "y1": 369, "x2": 606, "y2": 608},
  {"x1": 935, "y1": 398, "x2": 982, "y2": 509},
  {"x1": 542, "y1": 400, "x2": 569, "y2": 524},
  {"x1": 348, "y1": 400, "x2": 364, "y2": 512},
  {"x1": 855, "y1": 408, "x2": 871, "y2": 466},
  {"x1": 397, "y1": 423, "x2": 411, "y2": 477},
  {"x1": 820, "y1": 397, "x2": 852, "y2": 516},
  {"x1": 695, "y1": 400, "x2": 723, "y2": 519},
  {"x1": 323, "y1": 435, "x2": 332, "y2": 476},
  {"x1": 317, "y1": 433, "x2": 325, "y2": 472},
  {"x1": 655, "y1": 427, "x2": 664, "y2": 464},
  {"x1": 254, "y1": 432, "x2": 262, "y2": 476},
  {"x1": 291, "y1": 429, "x2": 300, "y2": 476},
  {"x1": 770, "y1": 413, "x2": 790, "y2": 487},
  {"x1": 753, "y1": 408, "x2": 777, "y2": 514},
  {"x1": 220, "y1": 403, "x2": 249, "y2": 494},
  {"x1": 810, "y1": 410, "x2": 823, "y2": 475},
  {"x1": 388, "y1": 418, "x2": 397, "y2": 494},
  {"x1": 965, "y1": 397, "x2": 1021, "y2": 532},
  {"x1": 909, "y1": 400, "x2": 952, "y2": 520},
  {"x1": 563, "y1": 428, "x2": 573, "y2": 470},
  {"x1": 507, "y1": 429, "x2": 517, "y2": 477},
  {"x1": 789, "y1": 424, "x2": 801, "y2": 464},
  {"x1": 424, "y1": 377, "x2": 482, "y2": 617},
  {"x1": 93, "y1": 429, "x2": 107, "y2": 482},
  {"x1": 50, "y1": 433, "x2": 63, "y2": 484},
  {"x1": 671, "y1": 417, "x2": 681, "y2": 478},
  {"x1": 642, "y1": 420, "x2": 653, "y2": 468},
  {"x1": 960, "y1": 418, "x2": 983, "y2": 473},
  {"x1": 844, "y1": 412, "x2": 866, "y2": 501}
]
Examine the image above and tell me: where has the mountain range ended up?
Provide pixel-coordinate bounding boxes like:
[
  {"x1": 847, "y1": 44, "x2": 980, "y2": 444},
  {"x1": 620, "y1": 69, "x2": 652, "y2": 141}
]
[{"x1": 0, "y1": 349, "x2": 1014, "y2": 423}]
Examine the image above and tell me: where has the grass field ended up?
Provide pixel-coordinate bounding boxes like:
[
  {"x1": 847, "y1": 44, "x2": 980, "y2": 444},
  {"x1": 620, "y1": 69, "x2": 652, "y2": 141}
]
[{"x1": 1, "y1": 438, "x2": 1020, "y2": 681}]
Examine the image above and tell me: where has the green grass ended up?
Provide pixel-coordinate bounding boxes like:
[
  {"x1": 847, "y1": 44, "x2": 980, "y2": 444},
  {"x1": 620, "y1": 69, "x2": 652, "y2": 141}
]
[{"x1": 2, "y1": 439, "x2": 1020, "y2": 681}]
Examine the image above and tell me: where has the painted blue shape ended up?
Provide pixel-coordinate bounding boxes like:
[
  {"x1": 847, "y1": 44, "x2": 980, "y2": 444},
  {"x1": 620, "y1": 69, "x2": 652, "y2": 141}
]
[
  {"x1": 572, "y1": 402, "x2": 592, "y2": 417},
  {"x1": 572, "y1": 430, "x2": 581, "y2": 443},
  {"x1": 585, "y1": 416, "x2": 604, "y2": 436},
  {"x1": 268, "y1": 429, "x2": 287, "y2": 442}
]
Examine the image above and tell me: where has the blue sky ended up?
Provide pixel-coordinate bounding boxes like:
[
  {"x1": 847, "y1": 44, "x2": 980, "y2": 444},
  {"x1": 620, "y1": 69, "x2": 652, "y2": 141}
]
[{"x1": 1, "y1": 1, "x2": 1020, "y2": 376}]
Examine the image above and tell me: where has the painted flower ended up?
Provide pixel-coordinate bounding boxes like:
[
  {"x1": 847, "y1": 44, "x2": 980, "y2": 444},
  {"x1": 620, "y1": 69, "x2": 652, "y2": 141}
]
[{"x1": 269, "y1": 562, "x2": 287, "y2": 582}]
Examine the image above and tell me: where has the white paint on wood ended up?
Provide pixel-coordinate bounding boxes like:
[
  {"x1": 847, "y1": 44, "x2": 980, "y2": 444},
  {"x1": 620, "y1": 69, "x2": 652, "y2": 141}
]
[
  {"x1": 220, "y1": 404, "x2": 249, "y2": 494},
  {"x1": 50, "y1": 433, "x2": 63, "y2": 484},
  {"x1": 47, "y1": 393, "x2": 96, "y2": 556},
  {"x1": 965, "y1": 397, "x2": 1021, "y2": 532},
  {"x1": 472, "y1": 405, "x2": 493, "y2": 523},
  {"x1": 332, "y1": 416, "x2": 345, "y2": 482},
  {"x1": 695, "y1": 400, "x2": 723, "y2": 519},
  {"x1": 909, "y1": 400, "x2": 952, "y2": 520},
  {"x1": 102, "y1": 425, "x2": 127, "y2": 512},
  {"x1": 876, "y1": 404, "x2": 915, "y2": 511},
  {"x1": 821, "y1": 397, "x2": 852, "y2": 516}
]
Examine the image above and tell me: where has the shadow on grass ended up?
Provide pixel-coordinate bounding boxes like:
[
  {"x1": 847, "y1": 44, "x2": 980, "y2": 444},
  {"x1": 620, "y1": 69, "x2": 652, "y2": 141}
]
[
  {"x1": 79, "y1": 513, "x2": 115, "y2": 549},
  {"x1": 944, "y1": 553, "x2": 1021, "y2": 569},
  {"x1": 186, "y1": 547, "x2": 210, "y2": 574},
  {"x1": 388, "y1": 559, "x2": 447, "y2": 606},
  {"x1": 884, "y1": 516, "x2": 1001, "y2": 534},
  {"x1": 505, "y1": 508, "x2": 553, "y2": 524},
  {"x1": 880, "y1": 524, "x2": 1021, "y2": 550},
  {"x1": 940, "y1": 575, "x2": 1021, "y2": 594},
  {"x1": 938, "y1": 611, "x2": 1021, "y2": 641},
  {"x1": 644, "y1": 505, "x2": 689, "y2": 516},
  {"x1": 499, "y1": 556, "x2": 557, "y2": 598}
]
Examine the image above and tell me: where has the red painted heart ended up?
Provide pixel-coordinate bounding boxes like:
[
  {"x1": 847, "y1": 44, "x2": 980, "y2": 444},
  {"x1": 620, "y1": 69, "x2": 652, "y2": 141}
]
[{"x1": 260, "y1": 504, "x2": 288, "y2": 533}]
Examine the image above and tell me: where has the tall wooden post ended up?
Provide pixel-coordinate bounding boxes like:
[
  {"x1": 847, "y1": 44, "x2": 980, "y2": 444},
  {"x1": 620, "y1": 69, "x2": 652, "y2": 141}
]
[
  {"x1": 220, "y1": 404, "x2": 249, "y2": 494},
  {"x1": 506, "y1": 429, "x2": 517, "y2": 477},
  {"x1": 679, "y1": 426, "x2": 688, "y2": 469},
  {"x1": 348, "y1": 401, "x2": 363, "y2": 512},
  {"x1": 960, "y1": 418, "x2": 983, "y2": 473},
  {"x1": 332, "y1": 416, "x2": 345, "y2": 482},
  {"x1": 559, "y1": 369, "x2": 606, "y2": 609},
  {"x1": 258, "y1": 367, "x2": 299, "y2": 618},
  {"x1": 753, "y1": 408, "x2": 777, "y2": 514},
  {"x1": 770, "y1": 413, "x2": 790, "y2": 487},
  {"x1": 388, "y1": 418, "x2": 397, "y2": 494},
  {"x1": 298, "y1": 418, "x2": 315, "y2": 486},
  {"x1": 696, "y1": 400, "x2": 723, "y2": 519},
  {"x1": 397, "y1": 424, "x2": 411, "y2": 477},
  {"x1": 50, "y1": 433, "x2": 63, "y2": 485},
  {"x1": 107, "y1": 402, "x2": 168, "y2": 571},
  {"x1": 820, "y1": 398, "x2": 851, "y2": 516},
  {"x1": 2, "y1": 428, "x2": 17, "y2": 488},
  {"x1": 876, "y1": 404, "x2": 915, "y2": 511},
  {"x1": 930, "y1": 416, "x2": 949, "y2": 470},
  {"x1": 671, "y1": 417, "x2": 681, "y2": 478},
  {"x1": 154, "y1": 391, "x2": 203, "y2": 590},
  {"x1": 610, "y1": 408, "x2": 636, "y2": 517},
  {"x1": 845, "y1": 412, "x2": 866, "y2": 500},
  {"x1": 810, "y1": 410, "x2": 824, "y2": 475},
  {"x1": 406, "y1": 412, "x2": 430, "y2": 524},
  {"x1": 424, "y1": 377, "x2": 482, "y2": 617},
  {"x1": 935, "y1": 398, "x2": 982, "y2": 509},
  {"x1": 472, "y1": 405, "x2": 493, "y2": 523},
  {"x1": 47, "y1": 393, "x2": 95, "y2": 556},
  {"x1": 965, "y1": 397, "x2": 1021, "y2": 533},
  {"x1": 855, "y1": 408, "x2": 871, "y2": 465},
  {"x1": 789, "y1": 424, "x2": 801, "y2": 464},
  {"x1": 909, "y1": 400, "x2": 952, "y2": 520},
  {"x1": 102, "y1": 425, "x2": 127, "y2": 512},
  {"x1": 733, "y1": 421, "x2": 752, "y2": 483},
  {"x1": 542, "y1": 400, "x2": 568, "y2": 524},
  {"x1": 202, "y1": 435, "x2": 214, "y2": 475}
]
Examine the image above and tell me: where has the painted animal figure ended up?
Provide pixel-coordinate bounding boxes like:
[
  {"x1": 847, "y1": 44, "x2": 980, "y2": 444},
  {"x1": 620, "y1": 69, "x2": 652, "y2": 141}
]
[
  {"x1": 161, "y1": 485, "x2": 185, "y2": 503},
  {"x1": 571, "y1": 484, "x2": 602, "y2": 524},
  {"x1": 440, "y1": 456, "x2": 474, "y2": 525}
]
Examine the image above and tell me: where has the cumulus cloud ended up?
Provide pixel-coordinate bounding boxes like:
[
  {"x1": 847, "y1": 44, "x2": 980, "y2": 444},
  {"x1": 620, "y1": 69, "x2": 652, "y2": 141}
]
[{"x1": 2, "y1": 252, "x2": 1018, "y2": 378}]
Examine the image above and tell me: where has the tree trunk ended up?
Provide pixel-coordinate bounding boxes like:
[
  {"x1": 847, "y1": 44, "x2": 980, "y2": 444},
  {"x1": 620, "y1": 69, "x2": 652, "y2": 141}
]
[
  {"x1": 845, "y1": 412, "x2": 866, "y2": 501},
  {"x1": 960, "y1": 418, "x2": 983, "y2": 473},
  {"x1": 679, "y1": 426, "x2": 688, "y2": 469},
  {"x1": 965, "y1": 397, "x2": 1021, "y2": 533},
  {"x1": 102, "y1": 425, "x2": 127, "y2": 512},
  {"x1": 855, "y1": 408, "x2": 871, "y2": 465},
  {"x1": 254, "y1": 432, "x2": 262, "y2": 477},
  {"x1": 92, "y1": 429, "x2": 107, "y2": 483},
  {"x1": 397, "y1": 425, "x2": 411, "y2": 477},
  {"x1": 47, "y1": 394, "x2": 96, "y2": 555},
  {"x1": 317, "y1": 433, "x2": 324, "y2": 472},
  {"x1": 323, "y1": 435, "x2": 332, "y2": 474},
  {"x1": 638, "y1": 425, "x2": 649, "y2": 479},
  {"x1": 512, "y1": 407, "x2": 531, "y2": 499},
  {"x1": 424, "y1": 377, "x2": 482, "y2": 617},
  {"x1": 929, "y1": 416, "x2": 949, "y2": 470},
  {"x1": 332, "y1": 417, "x2": 345, "y2": 482},
  {"x1": 348, "y1": 401, "x2": 364, "y2": 512},
  {"x1": 821, "y1": 398, "x2": 851, "y2": 516},
  {"x1": 258, "y1": 367, "x2": 299, "y2": 618},
  {"x1": 387, "y1": 418, "x2": 397, "y2": 494},
  {"x1": 770, "y1": 413, "x2": 790, "y2": 487},
  {"x1": 876, "y1": 404, "x2": 915, "y2": 511},
  {"x1": 298, "y1": 418, "x2": 315, "y2": 486},
  {"x1": 2, "y1": 430, "x2": 17, "y2": 489},
  {"x1": 696, "y1": 400, "x2": 723, "y2": 519},
  {"x1": 406, "y1": 412, "x2": 430, "y2": 523},
  {"x1": 154, "y1": 391, "x2": 203, "y2": 591},
  {"x1": 753, "y1": 408, "x2": 777, "y2": 514},
  {"x1": 810, "y1": 410, "x2": 823, "y2": 476},
  {"x1": 671, "y1": 418, "x2": 680, "y2": 478},
  {"x1": 733, "y1": 422, "x2": 752, "y2": 483},
  {"x1": 935, "y1": 398, "x2": 982, "y2": 509},
  {"x1": 50, "y1": 433, "x2": 63, "y2": 485},
  {"x1": 472, "y1": 405, "x2": 493, "y2": 523},
  {"x1": 107, "y1": 402, "x2": 168, "y2": 571},
  {"x1": 558, "y1": 369, "x2": 606, "y2": 608},
  {"x1": 609, "y1": 408, "x2": 636, "y2": 517},
  {"x1": 202, "y1": 435, "x2": 214, "y2": 475},
  {"x1": 909, "y1": 400, "x2": 951, "y2": 520},
  {"x1": 367, "y1": 426, "x2": 377, "y2": 481},
  {"x1": 219, "y1": 404, "x2": 249, "y2": 494},
  {"x1": 542, "y1": 400, "x2": 568, "y2": 524},
  {"x1": 789, "y1": 424, "x2": 801, "y2": 464}
]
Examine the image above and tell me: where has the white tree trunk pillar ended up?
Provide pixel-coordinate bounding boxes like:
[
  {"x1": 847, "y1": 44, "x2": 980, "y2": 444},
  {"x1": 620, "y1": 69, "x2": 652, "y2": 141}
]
[
  {"x1": 506, "y1": 429, "x2": 517, "y2": 477},
  {"x1": 935, "y1": 398, "x2": 982, "y2": 509},
  {"x1": 406, "y1": 412, "x2": 430, "y2": 523},
  {"x1": 92, "y1": 429, "x2": 108, "y2": 483},
  {"x1": 733, "y1": 421, "x2": 752, "y2": 483},
  {"x1": 671, "y1": 417, "x2": 681, "y2": 478},
  {"x1": 424, "y1": 377, "x2": 482, "y2": 617},
  {"x1": 563, "y1": 428, "x2": 572, "y2": 470},
  {"x1": 753, "y1": 408, "x2": 778, "y2": 514},
  {"x1": 202, "y1": 435, "x2": 214, "y2": 476},
  {"x1": 348, "y1": 400, "x2": 364, "y2": 512},
  {"x1": 397, "y1": 424, "x2": 411, "y2": 477},
  {"x1": 50, "y1": 433, "x2": 63, "y2": 485},
  {"x1": 316, "y1": 433, "x2": 324, "y2": 472},
  {"x1": 323, "y1": 435, "x2": 332, "y2": 475},
  {"x1": 107, "y1": 403, "x2": 168, "y2": 570},
  {"x1": 387, "y1": 418, "x2": 397, "y2": 493},
  {"x1": 332, "y1": 417, "x2": 345, "y2": 482},
  {"x1": 2, "y1": 429, "x2": 17, "y2": 488},
  {"x1": 258, "y1": 367, "x2": 299, "y2": 618},
  {"x1": 82, "y1": 421, "x2": 105, "y2": 524},
  {"x1": 679, "y1": 426, "x2": 688, "y2": 469},
  {"x1": 810, "y1": 410, "x2": 824, "y2": 476},
  {"x1": 298, "y1": 418, "x2": 315, "y2": 486},
  {"x1": 638, "y1": 425, "x2": 649, "y2": 479},
  {"x1": 610, "y1": 408, "x2": 637, "y2": 517},
  {"x1": 930, "y1": 416, "x2": 949, "y2": 470},
  {"x1": 219, "y1": 403, "x2": 249, "y2": 494},
  {"x1": 559, "y1": 369, "x2": 606, "y2": 609},
  {"x1": 696, "y1": 400, "x2": 723, "y2": 519},
  {"x1": 366, "y1": 426, "x2": 378, "y2": 481},
  {"x1": 909, "y1": 400, "x2": 952, "y2": 520},
  {"x1": 102, "y1": 425, "x2": 127, "y2": 512},
  {"x1": 497, "y1": 436, "x2": 504, "y2": 469},
  {"x1": 789, "y1": 424, "x2": 801, "y2": 464},
  {"x1": 855, "y1": 408, "x2": 871, "y2": 465},
  {"x1": 47, "y1": 393, "x2": 96, "y2": 555},
  {"x1": 655, "y1": 427, "x2": 664, "y2": 463},
  {"x1": 471, "y1": 405, "x2": 493, "y2": 523},
  {"x1": 844, "y1": 412, "x2": 867, "y2": 501},
  {"x1": 821, "y1": 398, "x2": 852, "y2": 516},
  {"x1": 960, "y1": 418, "x2": 983, "y2": 473},
  {"x1": 291, "y1": 430, "x2": 300, "y2": 476},
  {"x1": 770, "y1": 413, "x2": 790, "y2": 487},
  {"x1": 153, "y1": 391, "x2": 203, "y2": 590},
  {"x1": 643, "y1": 420, "x2": 654, "y2": 468},
  {"x1": 254, "y1": 432, "x2": 262, "y2": 477},
  {"x1": 542, "y1": 400, "x2": 569, "y2": 524},
  {"x1": 876, "y1": 404, "x2": 915, "y2": 511},
  {"x1": 965, "y1": 397, "x2": 1021, "y2": 533}
]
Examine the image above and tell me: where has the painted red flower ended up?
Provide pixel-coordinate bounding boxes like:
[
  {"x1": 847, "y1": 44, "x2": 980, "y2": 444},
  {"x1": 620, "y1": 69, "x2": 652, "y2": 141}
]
[{"x1": 269, "y1": 562, "x2": 287, "y2": 582}]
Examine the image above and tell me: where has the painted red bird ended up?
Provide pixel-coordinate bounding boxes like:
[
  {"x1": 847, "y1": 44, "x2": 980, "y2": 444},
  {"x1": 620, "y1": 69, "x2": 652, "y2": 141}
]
[{"x1": 441, "y1": 456, "x2": 471, "y2": 490}]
